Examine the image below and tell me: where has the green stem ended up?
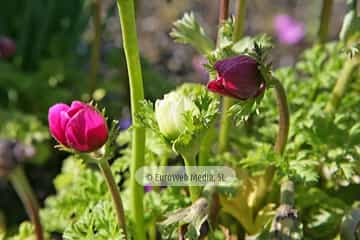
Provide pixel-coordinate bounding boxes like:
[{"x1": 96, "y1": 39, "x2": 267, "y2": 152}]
[
  {"x1": 199, "y1": 127, "x2": 216, "y2": 166},
  {"x1": 233, "y1": 0, "x2": 247, "y2": 42},
  {"x1": 325, "y1": 57, "x2": 360, "y2": 113},
  {"x1": 264, "y1": 79, "x2": 290, "y2": 183},
  {"x1": 98, "y1": 159, "x2": 127, "y2": 239},
  {"x1": 116, "y1": 1, "x2": 146, "y2": 239},
  {"x1": 9, "y1": 167, "x2": 44, "y2": 240},
  {"x1": 273, "y1": 78, "x2": 290, "y2": 155},
  {"x1": 182, "y1": 154, "x2": 201, "y2": 202},
  {"x1": 269, "y1": 180, "x2": 299, "y2": 240},
  {"x1": 218, "y1": 98, "x2": 233, "y2": 153},
  {"x1": 218, "y1": 0, "x2": 247, "y2": 153},
  {"x1": 89, "y1": 0, "x2": 102, "y2": 93},
  {"x1": 149, "y1": 219, "x2": 157, "y2": 240},
  {"x1": 280, "y1": 179, "x2": 294, "y2": 206},
  {"x1": 318, "y1": 0, "x2": 334, "y2": 44}
]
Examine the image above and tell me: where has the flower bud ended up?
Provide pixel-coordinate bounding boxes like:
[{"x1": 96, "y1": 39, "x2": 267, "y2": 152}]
[
  {"x1": 0, "y1": 140, "x2": 35, "y2": 177},
  {"x1": 207, "y1": 55, "x2": 265, "y2": 100},
  {"x1": 0, "y1": 37, "x2": 16, "y2": 59},
  {"x1": 155, "y1": 92, "x2": 199, "y2": 140},
  {"x1": 48, "y1": 101, "x2": 108, "y2": 152}
]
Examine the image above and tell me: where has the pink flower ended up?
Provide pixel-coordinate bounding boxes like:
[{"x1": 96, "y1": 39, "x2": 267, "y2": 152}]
[
  {"x1": 274, "y1": 14, "x2": 305, "y2": 45},
  {"x1": 48, "y1": 101, "x2": 108, "y2": 152},
  {"x1": 144, "y1": 184, "x2": 153, "y2": 193},
  {"x1": 192, "y1": 55, "x2": 209, "y2": 82},
  {"x1": 207, "y1": 55, "x2": 265, "y2": 100},
  {"x1": 0, "y1": 37, "x2": 16, "y2": 59}
]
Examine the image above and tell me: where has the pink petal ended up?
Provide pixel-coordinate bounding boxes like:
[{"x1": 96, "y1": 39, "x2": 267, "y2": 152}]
[
  {"x1": 65, "y1": 108, "x2": 108, "y2": 152},
  {"x1": 48, "y1": 103, "x2": 70, "y2": 146},
  {"x1": 67, "y1": 101, "x2": 89, "y2": 117},
  {"x1": 65, "y1": 110, "x2": 88, "y2": 152},
  {"x1": 274, "y1": 15, "x2": 293, "y2": 32},
  {"x1": 86, "y1": 123, "x2": 108, "y2": 151}
]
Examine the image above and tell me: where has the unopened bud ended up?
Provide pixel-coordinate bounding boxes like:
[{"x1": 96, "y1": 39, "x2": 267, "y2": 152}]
[
  {"x1": 155, "y1": 92, "x2": 199, "y2": 140},
  {"x1": 0, "y1": 140, "x2": 35, "y2": 177}
]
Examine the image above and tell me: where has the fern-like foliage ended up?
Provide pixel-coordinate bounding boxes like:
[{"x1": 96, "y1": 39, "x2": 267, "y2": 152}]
[
  {"x1": 41, "y1": 157, "x2": 107, "y2": 232},
  {"x1": 63, "y1": 200, "x2": 125, "y2": 240}
]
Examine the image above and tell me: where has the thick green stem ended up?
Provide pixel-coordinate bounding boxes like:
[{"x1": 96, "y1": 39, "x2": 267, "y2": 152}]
[
  {"x1": 233, "y1": 0, "x2": 247, "y2": 42},
  {"x1": 280, "y1": 180, "x2": 294, "y2": 206},
  {"x1": 199, "y1": 127, "x2": 216, "y2": 166},
  {"x1": 218, "y1": 98, "x2": 233, "y2": 153},
  {"x1": 273, "y1": 79, "x2": 290, "y2": 155},
  {"x1": 9, "y1": 167, "x2": 44, "y2": 240},
  {"x1": 182, "y1": 154, "x2": 201, "y2": 202},
  {"x1": 269, "y1": 180, "x2": 300, "y2": 240},
  {"x1": 116, "y1": 1, "x2": 146, "y2": 239},
  {"x1": 98, "y1": 159, "x2": 127, "y2": 239},
  {"x1": 325, "y1": 57, "x2": 360, "y2": 113},
  {"x1": 218, "y1": 0, "x2": 247, "y2": 153},
  {"x1": 148, "y1": 219, "x2": 157, "y2": 240},
  {"x1": 264, "y1": 79, "x2": 290, "y2": 182},
  {"x1": 318, "y1": 0, "x2": 334, "y2": 44},
  {"x1": 89, "y1": 0, "x2": 102, "y2": 93}
]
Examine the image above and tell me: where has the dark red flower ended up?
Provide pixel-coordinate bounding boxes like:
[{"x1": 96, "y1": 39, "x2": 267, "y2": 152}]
[
  {"x1": 0, "y1": 37, "x2": 16, "y2": 59},
  {"x1": 207, "y1": 55, "x2": 265, "y2": 100}
]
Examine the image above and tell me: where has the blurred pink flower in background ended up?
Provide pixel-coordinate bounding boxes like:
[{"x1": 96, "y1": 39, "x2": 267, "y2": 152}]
[
  {"x1": 144, "y1": 184, "x2": 153, "y2": 193},
  {"x1": 192, "y1": 55, "x2": 209, "y2": 82},
  {"x1": 274, "y1": 14, "x2": 305, "y2": 45},
  {"x1": 0, "y1": 36, "x2": 16, "y2": 59}
]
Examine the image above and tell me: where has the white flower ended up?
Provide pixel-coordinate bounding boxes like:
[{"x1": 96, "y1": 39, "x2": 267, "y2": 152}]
[{"x1": 155, "y1": 92, "x2": 199, "y2": 140}]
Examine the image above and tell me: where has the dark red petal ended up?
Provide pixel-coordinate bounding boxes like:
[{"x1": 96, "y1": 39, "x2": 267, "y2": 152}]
[
  {"x1": 215, "y1": 55, "x2": 263, "y2": 99},
  {"x1": 214, "y1": 55, "x2": 256, "y2": 77},
  {"x1": 207, "y1": 78, "x2": 245, "y2": 100},
  {"x1": 208, "y1": 78, "x2": 227, "y2": 94}
]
